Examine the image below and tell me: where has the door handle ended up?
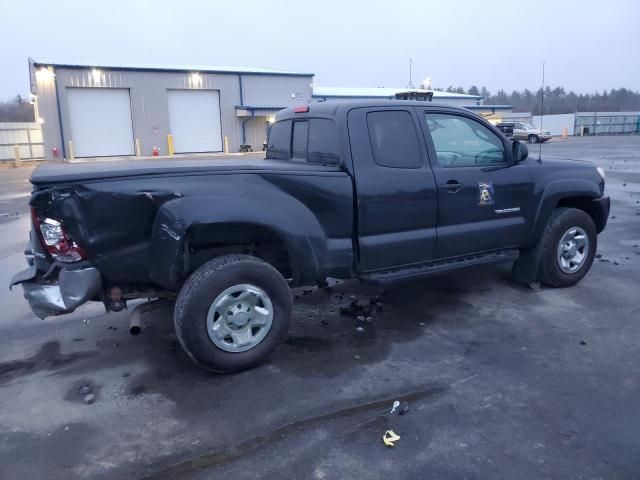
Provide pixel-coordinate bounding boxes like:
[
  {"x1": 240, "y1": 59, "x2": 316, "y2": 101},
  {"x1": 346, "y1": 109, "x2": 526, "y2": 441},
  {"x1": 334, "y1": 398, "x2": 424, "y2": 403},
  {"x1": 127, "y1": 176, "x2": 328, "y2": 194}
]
[{"x1": 439, "y1": 180, "x2": 463, "y2": 193}]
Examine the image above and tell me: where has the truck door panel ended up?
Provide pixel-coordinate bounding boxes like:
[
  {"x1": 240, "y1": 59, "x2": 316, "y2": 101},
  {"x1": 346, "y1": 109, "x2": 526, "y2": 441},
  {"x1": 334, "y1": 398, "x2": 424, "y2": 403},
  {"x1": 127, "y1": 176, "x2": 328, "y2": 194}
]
[
  {"x1": 348, "y1": 107, "x2": 438, "y2": 272},
  {"x1": 418, "y1": 111, "x2": 532, "y2": 259}
]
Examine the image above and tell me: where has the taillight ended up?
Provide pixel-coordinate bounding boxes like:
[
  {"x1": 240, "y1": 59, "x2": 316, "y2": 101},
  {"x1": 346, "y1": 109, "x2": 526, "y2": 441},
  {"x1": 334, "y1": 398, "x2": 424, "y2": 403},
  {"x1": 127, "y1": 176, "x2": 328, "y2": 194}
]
[{"x1": 32, "y1": 209, "x2": 86, "y2": 263}]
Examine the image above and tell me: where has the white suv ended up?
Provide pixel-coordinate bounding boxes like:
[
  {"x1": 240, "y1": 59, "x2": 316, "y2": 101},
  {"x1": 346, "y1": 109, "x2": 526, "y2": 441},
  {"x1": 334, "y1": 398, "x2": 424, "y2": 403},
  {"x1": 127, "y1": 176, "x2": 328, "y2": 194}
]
[{"x1": 496, "y1": 122, "x2": 552, "y2": 143}]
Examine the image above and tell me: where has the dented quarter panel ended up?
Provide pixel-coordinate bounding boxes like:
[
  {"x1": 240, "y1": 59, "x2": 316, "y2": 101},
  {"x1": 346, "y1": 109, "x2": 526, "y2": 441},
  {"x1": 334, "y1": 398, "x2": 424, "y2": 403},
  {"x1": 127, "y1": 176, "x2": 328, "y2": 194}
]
[
  {"x1": 149, "y1": 172, "x2": 354, "y2": 289},
  {"x1": 29, "y1": 165, "x2": 354, "y2": 291}
]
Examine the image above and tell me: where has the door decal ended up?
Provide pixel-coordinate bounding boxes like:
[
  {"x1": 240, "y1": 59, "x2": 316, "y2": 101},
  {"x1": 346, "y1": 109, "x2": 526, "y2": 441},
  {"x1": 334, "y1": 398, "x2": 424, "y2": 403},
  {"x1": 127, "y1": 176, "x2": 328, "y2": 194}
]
[{"x1": 478, "y1": 181, "x2": 495, "y2": 206}]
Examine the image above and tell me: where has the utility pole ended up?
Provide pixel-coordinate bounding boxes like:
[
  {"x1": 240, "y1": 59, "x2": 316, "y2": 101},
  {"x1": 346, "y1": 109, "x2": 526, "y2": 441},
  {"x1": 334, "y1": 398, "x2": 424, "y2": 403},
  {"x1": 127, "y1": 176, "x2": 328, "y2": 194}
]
[
  {"x1": 407, "y1": 58, "x2": 415, "y2": 89},
  {"x1": 538, "y1": 61, "x2": 545, "y2": 161}
]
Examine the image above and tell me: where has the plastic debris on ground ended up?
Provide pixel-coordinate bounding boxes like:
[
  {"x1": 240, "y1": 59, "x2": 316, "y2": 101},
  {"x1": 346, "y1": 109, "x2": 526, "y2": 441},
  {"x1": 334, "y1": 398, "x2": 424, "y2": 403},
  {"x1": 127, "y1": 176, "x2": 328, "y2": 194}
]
[{"x1": 383, "y1": 430, "x2": 401, "y2": 447}]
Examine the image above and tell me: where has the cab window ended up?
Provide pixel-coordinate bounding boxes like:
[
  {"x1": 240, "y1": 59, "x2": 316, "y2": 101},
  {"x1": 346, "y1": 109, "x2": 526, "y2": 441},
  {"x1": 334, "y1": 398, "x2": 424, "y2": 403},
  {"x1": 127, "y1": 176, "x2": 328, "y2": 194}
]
[
  {"x1": 367, "y1": 110, "x2": 422, "y2": 169},
  {"x1": 308, "y1": 119, "x2": 340, "y2": 164},
  {"x1": 291, "y1": 121, "x2": 308, "y2": 161},
  {"x1": 266, "y1": 120, "x2": 291, "y2": 160},
  {"x1": 425, "y1": 113, "x2": 506, "y2": 167}
]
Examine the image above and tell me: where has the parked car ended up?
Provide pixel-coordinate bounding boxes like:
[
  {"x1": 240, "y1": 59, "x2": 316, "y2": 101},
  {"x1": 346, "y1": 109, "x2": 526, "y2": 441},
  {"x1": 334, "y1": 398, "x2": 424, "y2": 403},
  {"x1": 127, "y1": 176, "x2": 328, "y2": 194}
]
[
  {"x1": 11, "y1": 101, "x2": 609, "y2": 373},
  {"x1": 496, "y1": 121, "x2": 552, "y2": 143}
]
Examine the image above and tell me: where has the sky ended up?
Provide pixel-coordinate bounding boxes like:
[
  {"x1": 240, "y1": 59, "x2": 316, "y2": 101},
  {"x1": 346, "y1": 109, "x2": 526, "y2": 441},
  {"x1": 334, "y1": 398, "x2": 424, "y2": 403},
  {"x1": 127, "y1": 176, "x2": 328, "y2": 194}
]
[{"x1": 0, "y1": 0, "x2": 639, "y2": 100}]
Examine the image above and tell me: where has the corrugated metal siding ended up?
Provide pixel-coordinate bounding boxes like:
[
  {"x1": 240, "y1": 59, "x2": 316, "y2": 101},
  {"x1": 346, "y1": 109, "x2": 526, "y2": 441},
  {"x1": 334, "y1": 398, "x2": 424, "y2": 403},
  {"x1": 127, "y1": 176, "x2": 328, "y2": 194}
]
[
  {"x1": 53, "y1": 68, "x2": 241, "y2": 157},
  {"x1": 34, "y1": 66, "x2": 312, "y2": 159},
  {"x1": 241, "y1": 75, "x2": 312, "y2": 107},
  {"x1": 574, "y1": 112, "x2": 640, "y2": 135}
]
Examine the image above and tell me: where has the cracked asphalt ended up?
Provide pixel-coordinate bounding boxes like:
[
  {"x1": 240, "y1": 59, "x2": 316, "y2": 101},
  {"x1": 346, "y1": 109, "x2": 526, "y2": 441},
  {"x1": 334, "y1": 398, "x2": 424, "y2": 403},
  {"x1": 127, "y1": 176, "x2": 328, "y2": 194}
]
[{"x1": 1, "y1": 137, "x2": 639, "y2": 479}]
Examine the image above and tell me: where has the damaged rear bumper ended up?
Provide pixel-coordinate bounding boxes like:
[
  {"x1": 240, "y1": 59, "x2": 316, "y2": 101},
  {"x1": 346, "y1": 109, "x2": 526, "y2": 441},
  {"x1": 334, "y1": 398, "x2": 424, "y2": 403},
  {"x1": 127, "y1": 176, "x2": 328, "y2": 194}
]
[{"x1": 10, "y1": 266, "x2": 102, "y2": 319}]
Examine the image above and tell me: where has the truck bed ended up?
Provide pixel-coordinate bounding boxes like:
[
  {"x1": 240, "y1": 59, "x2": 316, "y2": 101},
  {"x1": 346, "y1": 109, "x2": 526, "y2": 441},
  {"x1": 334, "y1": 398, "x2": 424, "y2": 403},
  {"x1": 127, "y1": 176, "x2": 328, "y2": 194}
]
[{"x1": 30, "y1": 157, "x2": 343, "y2": 186}]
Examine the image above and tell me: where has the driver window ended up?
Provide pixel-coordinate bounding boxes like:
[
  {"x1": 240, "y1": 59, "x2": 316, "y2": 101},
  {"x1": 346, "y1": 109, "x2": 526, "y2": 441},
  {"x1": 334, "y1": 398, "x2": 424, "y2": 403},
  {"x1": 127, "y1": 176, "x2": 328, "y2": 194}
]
[{"x1": 425, "y1": 113, "x2": 506, "y2": 167}]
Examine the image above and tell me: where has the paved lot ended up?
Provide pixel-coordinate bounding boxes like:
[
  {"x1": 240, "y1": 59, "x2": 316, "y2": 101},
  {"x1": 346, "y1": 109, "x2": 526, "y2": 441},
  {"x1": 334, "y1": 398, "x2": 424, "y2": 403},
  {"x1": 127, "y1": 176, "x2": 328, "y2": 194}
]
[
  {"x1": 0, "y1": 163, "x2": 35, "y2": 225},
  {"x1": 1, "y1": 137, "x2": 639, "y2": 479}
]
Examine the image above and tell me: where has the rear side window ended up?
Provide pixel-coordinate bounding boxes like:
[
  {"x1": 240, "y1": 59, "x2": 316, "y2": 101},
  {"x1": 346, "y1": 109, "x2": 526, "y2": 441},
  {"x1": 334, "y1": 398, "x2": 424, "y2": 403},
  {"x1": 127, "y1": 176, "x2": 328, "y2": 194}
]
[
  {"x1": 308, "y1": 119, "x2": 340, "y2": 164},
  {"x1": 366, "y1": 111, "x2": 422, "y2": 168},
  {"x1": 266, "y1": 120, "x2": 291, "y2": 160},
  {"x1": 291, "y1": 121, "x2": 308, "y2": 160}
]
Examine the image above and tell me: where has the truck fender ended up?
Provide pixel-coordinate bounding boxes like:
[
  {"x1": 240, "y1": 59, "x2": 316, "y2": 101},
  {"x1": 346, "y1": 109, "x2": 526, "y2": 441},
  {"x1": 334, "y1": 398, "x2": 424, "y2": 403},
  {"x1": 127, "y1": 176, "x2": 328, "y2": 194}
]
[
  {"x1": 524, "y1": 178, "x2": 601, "y2": 249},
  {"x1": 148, "y1": 195, "x2": 328, "y2": 290}
]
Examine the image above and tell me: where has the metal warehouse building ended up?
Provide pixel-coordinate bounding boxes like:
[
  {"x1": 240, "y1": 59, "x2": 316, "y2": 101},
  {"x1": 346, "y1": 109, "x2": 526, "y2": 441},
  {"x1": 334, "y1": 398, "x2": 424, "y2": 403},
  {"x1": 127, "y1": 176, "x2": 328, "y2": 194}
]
[
  {"x1": 29, "y1": 58, "x2": 314, "y2": 160},
  {"x1": 28, "y1": 58, "x2": 512, "y2": 161}
]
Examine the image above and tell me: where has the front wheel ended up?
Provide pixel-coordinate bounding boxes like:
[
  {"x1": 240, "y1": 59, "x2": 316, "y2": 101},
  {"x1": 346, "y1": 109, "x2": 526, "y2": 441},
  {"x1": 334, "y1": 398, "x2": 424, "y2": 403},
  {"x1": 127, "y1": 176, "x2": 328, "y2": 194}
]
[
  {"x1": 528, "y1": 134, "x2": 540, "y2": 144},
  {"x1": 174, "y1": 254, "x2": 292, "y2": 373},
  {"x1": 538, "y1": 208, "x2": 597, "y2": 287}
]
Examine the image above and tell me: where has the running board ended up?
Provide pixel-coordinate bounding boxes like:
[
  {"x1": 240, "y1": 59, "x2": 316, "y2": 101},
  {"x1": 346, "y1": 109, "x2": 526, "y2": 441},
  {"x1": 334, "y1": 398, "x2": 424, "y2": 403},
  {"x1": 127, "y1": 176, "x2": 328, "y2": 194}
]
[{"x1": 360, "y1": 249, "x2": 520, "y2": 284}]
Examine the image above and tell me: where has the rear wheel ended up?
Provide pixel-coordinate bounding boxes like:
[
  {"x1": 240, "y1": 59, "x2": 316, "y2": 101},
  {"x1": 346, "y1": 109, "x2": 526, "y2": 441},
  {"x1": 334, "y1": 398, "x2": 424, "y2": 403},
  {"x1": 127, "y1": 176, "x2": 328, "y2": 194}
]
[
  {"x1": 538, "y1": 208, "x2": 597, "y2": 287},
  {"x1": 528, "y1": 134, "x2": 540, "y2": 144},
  {"x1": 174, "y1": 254, "x2": 292, "y2": 373}
]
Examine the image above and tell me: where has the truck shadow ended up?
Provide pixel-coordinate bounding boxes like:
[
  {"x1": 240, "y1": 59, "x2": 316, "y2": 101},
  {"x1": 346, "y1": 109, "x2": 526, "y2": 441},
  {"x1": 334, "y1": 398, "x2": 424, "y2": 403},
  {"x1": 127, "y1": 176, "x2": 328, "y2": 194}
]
[
  {"x1": 274, "y1": 263, "x2": 514, "y2": 378},
  {"x1": 32, "y1": 263, "x2": 519, "y2": 416}
]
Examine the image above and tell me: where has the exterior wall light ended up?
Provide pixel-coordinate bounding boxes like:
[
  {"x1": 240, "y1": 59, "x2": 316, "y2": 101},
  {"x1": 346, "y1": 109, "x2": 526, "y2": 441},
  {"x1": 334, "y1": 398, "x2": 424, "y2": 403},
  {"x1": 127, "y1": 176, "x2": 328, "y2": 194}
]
[
  {"x1": 91, "y1": 69, "x2": 102, "y2": 84},
  {"x1": 189, "y1": 72, "x2": 203, "y2": 88},
  {"x1": 36, "y1": 67, "x2": 55, "y2": 82}
]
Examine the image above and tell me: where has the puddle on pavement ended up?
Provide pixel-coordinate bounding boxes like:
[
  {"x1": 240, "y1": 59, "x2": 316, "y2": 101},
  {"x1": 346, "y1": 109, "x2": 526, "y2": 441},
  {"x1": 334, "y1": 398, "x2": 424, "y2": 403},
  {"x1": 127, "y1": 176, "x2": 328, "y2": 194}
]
[{"x1": 0, "y1": 341, "x2": 96, "y2": 384}]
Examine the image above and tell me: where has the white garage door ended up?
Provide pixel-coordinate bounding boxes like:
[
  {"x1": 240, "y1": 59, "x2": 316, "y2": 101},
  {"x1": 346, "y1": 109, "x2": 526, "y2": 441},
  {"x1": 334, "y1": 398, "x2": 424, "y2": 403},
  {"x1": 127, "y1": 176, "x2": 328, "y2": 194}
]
[
  {"x1": 168, "y1": 90, "x2": 222, "y2": 153},
  {"x1": 67, "y1": 88, "x2": 134, "y2": 157}
]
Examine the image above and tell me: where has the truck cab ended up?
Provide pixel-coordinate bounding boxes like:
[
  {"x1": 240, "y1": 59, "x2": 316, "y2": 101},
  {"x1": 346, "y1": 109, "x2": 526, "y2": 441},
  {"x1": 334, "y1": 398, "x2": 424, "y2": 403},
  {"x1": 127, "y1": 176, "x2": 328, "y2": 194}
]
[{"x1": 271, "y1": 102, "x2": 535, "y2": 277}]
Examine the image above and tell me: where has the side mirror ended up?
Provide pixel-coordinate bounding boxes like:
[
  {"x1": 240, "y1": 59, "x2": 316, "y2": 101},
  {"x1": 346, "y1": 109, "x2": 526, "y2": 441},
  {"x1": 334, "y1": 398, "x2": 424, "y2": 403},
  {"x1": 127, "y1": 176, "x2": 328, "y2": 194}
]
[{"x1": 512, "y1": 140, "x2": 528, "y2": 163}]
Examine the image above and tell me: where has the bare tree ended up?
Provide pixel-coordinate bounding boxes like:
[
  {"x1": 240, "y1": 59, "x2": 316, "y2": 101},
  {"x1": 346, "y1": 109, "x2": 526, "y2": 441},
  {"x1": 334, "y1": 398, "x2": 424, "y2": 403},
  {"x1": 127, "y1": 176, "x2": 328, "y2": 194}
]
[{"x1": 0, "y1": 95, "x2": 35, "y2": 122}]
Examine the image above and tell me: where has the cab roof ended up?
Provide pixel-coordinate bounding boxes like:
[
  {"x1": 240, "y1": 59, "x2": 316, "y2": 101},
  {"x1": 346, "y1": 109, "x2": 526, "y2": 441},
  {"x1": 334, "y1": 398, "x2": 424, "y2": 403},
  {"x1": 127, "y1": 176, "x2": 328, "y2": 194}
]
[{"x1": 276, "y1": 100, "x2": 469, "y2": 121}]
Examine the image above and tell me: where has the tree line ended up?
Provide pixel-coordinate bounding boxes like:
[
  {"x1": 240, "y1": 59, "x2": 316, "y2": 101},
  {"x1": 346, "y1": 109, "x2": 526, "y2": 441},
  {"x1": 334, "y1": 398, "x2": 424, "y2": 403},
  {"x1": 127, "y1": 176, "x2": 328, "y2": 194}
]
[
  {"x1": 437, "y1": 86, "x2": 640, "y2": 114},
  {"x1": 0, "y1": 95, "x2": 35, "y2": 122}
]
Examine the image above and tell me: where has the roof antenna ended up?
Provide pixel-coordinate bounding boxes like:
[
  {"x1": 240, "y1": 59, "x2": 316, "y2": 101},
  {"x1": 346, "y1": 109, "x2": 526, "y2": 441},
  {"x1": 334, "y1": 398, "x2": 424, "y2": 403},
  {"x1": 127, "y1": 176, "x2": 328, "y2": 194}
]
[
  {"x1": 538, "y1": 61, "x2": 545, "y2": 162},
  {"x1": 407, "y1": 58, "x2": 415, "y2": 89}
]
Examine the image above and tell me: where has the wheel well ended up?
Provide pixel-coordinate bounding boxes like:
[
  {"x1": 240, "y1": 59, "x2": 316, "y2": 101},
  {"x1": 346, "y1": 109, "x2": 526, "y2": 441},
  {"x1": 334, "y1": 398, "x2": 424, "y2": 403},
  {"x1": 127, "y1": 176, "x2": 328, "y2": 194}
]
[
  {"x1": 556, "y1": 196, "x2": 604, "y2": 232},
  {"x1": 185, "y1": 223, "x2": 293, "y2": 280}
]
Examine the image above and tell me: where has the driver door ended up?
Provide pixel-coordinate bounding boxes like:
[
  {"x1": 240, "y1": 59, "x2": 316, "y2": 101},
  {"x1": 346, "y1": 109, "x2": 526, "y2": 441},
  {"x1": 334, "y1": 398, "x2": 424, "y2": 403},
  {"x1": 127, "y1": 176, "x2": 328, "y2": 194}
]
[{"x1": 418, "y1": 110, "x2": 533, "y2": 259}]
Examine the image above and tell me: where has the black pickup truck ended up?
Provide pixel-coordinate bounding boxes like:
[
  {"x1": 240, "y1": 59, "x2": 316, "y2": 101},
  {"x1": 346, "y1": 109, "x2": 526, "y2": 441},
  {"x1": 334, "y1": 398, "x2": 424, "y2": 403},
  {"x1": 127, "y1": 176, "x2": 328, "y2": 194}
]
[{"x1": 11, "y1": 101, "x2": 610, "y2": 372}]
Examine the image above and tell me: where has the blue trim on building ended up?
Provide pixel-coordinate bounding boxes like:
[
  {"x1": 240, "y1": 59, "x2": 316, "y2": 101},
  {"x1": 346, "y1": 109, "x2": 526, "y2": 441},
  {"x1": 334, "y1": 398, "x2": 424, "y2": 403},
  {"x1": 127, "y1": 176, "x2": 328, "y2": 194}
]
[
  {"x1": 33, "y1": 61, "x2": 314, "y2": 78},
  {"x1": 235, "y1": 105, "x2": 287, "y2": 110},
  {"x1": 465, "y1": 105, "x2": 513, "y2": 111},
  {"x1": 311, "y1": 94, "x2": 483, "y2": 100},
  {"x1": 53, "y1": 73, "x2": 66, "y2": 159}
]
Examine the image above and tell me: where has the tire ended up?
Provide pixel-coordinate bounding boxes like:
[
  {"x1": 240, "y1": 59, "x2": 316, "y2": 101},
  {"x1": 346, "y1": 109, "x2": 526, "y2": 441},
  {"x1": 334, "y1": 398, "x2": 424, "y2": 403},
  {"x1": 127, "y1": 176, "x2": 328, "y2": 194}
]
[
  {"x1": 174, "y1": 254, "x2": 292, "y2": 373},
  {"x1": 538, "y1": 208, "x2": 597, "y2": 288},
  {"x1": 528, "y1": 134, "x2": 540, "y2": 144}
]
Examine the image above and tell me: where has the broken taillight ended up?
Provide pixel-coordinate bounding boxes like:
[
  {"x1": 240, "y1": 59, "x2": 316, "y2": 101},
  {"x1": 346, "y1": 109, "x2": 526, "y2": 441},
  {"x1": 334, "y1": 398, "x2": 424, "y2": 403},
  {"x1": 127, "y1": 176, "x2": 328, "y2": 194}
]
[{"x1": 32, "y1": 209, "x2": 86, "y2": 263}]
